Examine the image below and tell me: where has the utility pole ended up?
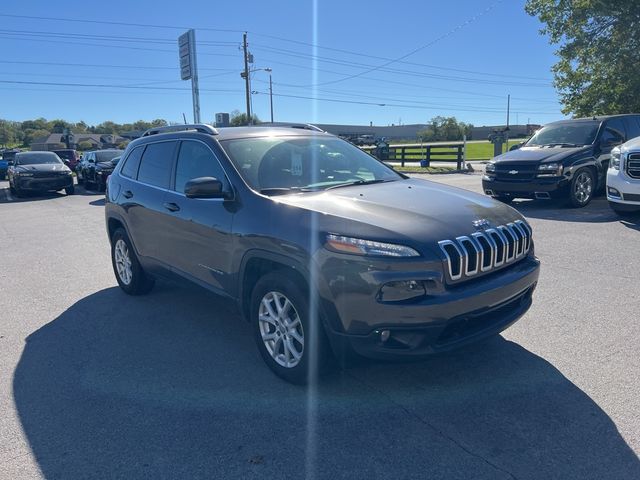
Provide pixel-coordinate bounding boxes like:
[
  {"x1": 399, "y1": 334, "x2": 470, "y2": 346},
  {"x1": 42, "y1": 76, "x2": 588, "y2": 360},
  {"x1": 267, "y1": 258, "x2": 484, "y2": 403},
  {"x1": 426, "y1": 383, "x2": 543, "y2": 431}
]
[
  {"x1": 265, "y1": 68, "x2": 274, "y2": 123},
  {"x1": 242, "y1": 32, "x2": 251, "y2": 125}
]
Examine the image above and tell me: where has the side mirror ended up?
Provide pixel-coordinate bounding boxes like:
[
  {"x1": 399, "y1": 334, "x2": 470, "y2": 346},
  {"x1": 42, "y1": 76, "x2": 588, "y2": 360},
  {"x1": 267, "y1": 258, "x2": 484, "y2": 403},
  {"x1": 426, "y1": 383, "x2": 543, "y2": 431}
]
[{"x1": 184, "y1": 177, "x2": 227, "y2": 199}]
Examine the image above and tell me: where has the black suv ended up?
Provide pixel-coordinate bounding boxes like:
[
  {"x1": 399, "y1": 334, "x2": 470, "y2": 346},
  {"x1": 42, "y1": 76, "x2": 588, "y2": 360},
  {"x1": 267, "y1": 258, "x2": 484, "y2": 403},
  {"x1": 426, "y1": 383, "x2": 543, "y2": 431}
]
[
  {"x1": 105, "y1": 124, "x2": 540, "y2": 383},
  {"x1": 77, "y1": 149, "x2": 123, "y2": 191},
  {"x1": 482, "y1": 114, "x2": 640, "y2": 207}
]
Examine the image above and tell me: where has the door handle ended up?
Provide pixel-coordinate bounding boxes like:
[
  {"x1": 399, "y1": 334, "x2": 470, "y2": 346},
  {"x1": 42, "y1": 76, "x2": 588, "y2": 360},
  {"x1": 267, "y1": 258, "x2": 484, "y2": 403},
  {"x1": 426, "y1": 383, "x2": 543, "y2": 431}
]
[
  {"x1": 163, "y1": 202, "x2": 180, "y2": 212},
  {"x1": 122, "y1": 190, "x2": 133, "y2": 199}
]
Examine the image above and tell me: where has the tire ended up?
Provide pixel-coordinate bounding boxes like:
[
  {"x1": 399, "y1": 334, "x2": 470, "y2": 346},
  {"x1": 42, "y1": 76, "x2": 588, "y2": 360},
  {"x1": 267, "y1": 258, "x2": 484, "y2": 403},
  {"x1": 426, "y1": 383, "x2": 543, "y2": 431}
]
[
  {"x1": 9, "y1": 182, "x2": 15, "y2": 194},
  {"x1": 65, "y1": 185, "x2": 75, "y2": 195},
  {"x1": 76, "y1": 172, "x2": 84, "y2": 186},
  {"x1": 568, "y1": 168, "x2": 595, "y2": 208},
  {"x1": 110, "y1": 228, "x2": 155, "y2": 295},
  {"x1": 250, "y1": 272, "x2": 332, "y2": 384}
]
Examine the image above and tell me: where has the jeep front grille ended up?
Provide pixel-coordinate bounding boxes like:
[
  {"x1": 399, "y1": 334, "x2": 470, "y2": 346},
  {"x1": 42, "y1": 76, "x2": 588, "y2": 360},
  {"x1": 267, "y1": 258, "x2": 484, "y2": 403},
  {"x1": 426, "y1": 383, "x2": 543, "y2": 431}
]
[
  {"x1": 627, "y1": 154, "x2": 640, "y2": 179},
  {"x1": 438, "y1": 220, "x2": 532, "y2": 282}
]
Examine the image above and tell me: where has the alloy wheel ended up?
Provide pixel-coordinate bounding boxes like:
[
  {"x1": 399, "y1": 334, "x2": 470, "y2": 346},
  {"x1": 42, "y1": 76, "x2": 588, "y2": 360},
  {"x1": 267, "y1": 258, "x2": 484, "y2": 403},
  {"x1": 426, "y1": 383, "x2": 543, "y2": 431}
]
[
  {"x1": 258, "y1": 291, "x2": 304, "y2": 368},
  {"x1": 574, "y1": 171, "x2": 593, "y2": 204},
  {"x1": 114, "y1": 239, "x2": 133, "y2": 285}
]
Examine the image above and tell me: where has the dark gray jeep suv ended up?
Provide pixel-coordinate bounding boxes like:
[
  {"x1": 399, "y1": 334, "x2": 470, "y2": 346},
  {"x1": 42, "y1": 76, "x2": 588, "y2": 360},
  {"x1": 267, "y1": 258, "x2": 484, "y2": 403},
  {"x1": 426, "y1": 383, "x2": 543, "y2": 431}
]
[{"x1": 105, "y1": 124, "x2": 540, "y2": 383}]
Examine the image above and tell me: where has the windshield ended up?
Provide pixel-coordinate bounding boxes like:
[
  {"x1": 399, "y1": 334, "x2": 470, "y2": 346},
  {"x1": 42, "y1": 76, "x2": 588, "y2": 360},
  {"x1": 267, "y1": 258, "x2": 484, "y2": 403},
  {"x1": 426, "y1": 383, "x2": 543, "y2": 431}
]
[
  {"x1": 526, "y1": 121, "x2": 600, "y2": 147},
  {"x1": 221, "y1": 136, "x2": 401, "y2": 194},
  {"x1": 15, "y1": 152, "x2": 63, "y2": 165},
  {"x1": 96, "y1": 150, "x2": 123, "y2": 162}
]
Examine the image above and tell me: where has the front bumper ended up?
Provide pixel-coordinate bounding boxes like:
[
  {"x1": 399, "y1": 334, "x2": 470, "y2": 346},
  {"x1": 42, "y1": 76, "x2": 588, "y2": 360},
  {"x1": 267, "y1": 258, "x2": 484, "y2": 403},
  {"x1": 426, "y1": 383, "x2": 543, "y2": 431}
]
[
  {"x1": 482, "y1": 175, "x2": 569, "y2": 199},
  {"x1": 607, "y1": 168, "x2": 640, "y2": 207},
  {"x1": 320, "y1": 254, "x2": 540, "y2": 359},
  {"x1": 15, "y1": 175, "x2": 74, "y2": 191}
]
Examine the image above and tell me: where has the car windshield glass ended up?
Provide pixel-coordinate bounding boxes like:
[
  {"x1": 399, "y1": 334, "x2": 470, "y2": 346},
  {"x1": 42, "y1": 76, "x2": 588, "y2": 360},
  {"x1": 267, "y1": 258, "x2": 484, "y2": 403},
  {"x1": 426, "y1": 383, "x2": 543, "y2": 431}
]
[
  {"x1": 15, "y1": 153, "x2": 62, "y2": 165},
  {"x1": 96, "y1": 150, "x2": 123, "y2": 162},
  {"x1": 221, "y1": 136, "x2": 401, "y2": 194},
  {"x1": 525, "y1": 122, "x2": 600, "y2": 147}
]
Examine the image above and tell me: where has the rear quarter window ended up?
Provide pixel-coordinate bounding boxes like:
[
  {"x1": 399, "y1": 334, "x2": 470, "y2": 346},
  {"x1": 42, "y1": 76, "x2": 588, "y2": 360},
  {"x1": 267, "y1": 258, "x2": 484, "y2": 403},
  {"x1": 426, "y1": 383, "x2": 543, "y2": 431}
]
[
  {"x1": 120, "y1": 146, "x2": 145, "y2": 179},
  {"x1": 136, "y1": 141, "x2": 177, "y2": 189}
]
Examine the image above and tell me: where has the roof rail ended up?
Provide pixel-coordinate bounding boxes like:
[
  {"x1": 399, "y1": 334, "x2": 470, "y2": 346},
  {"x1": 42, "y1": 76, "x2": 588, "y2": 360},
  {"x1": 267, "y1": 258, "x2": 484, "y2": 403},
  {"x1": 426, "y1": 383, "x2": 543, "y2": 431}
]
[
  {"x1": 142, "y1": 124, "x2": 219, "y2": 137},
  {"x1": 258, "y1": 122, "x2": 325, "y2": 132}
]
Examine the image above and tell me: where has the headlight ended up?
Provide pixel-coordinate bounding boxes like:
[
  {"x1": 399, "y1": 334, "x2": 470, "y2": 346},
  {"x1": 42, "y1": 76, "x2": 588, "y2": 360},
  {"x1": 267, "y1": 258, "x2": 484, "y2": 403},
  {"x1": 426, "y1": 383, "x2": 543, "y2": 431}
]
[
  {"x1": 537, "y1": 163, "x2": 562, "y2": 176},
  {"x1": 485, "y1": 162, "x2": 496, "y2": 173},
  {"x1": 325, "y1": 234, "x2": 420, "y2": 257},
  {"x1": 610, "y1": 148, "x2": 621, "y2": 170}
]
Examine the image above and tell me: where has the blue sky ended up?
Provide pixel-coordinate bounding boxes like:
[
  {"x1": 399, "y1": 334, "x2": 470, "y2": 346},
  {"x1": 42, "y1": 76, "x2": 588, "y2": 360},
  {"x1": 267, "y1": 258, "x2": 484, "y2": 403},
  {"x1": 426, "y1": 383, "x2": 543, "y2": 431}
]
[{"x1": 0, "y1": 0, "x2": 563, "y2": 127}]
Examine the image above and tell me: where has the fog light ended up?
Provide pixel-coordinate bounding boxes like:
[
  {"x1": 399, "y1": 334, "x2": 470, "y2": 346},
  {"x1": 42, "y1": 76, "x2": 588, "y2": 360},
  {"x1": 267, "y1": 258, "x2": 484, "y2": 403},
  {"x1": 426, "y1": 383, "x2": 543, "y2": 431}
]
[
  {"x1": 380, "y1": 330, "x2": 391, "y2": 343},
  {"x1": 608, "y1": 187, "x2": 621, "y2": 198},
  {"x1": 378, "y1": 280, "x2": 426, "y2": 302}
]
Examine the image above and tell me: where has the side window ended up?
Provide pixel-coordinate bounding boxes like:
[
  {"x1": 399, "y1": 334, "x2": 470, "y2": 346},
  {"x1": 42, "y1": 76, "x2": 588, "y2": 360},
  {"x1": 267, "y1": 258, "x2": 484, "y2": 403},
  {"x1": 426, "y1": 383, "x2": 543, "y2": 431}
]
[
  {"x1": 601, "y1": 118, "x2": 627, "y2": 145},
  {"x1": 136, "y1": 141, "x2": 177, "y2": 189},
  {"x1": 624, "y1": 117, "x2": 640, "y2": 140},
  {"x1": 120, "y1": 146, "x2": 145, "y2": 179},
  {"x1": 174, "y1": 141, "x2": 228, "y2": 194}
]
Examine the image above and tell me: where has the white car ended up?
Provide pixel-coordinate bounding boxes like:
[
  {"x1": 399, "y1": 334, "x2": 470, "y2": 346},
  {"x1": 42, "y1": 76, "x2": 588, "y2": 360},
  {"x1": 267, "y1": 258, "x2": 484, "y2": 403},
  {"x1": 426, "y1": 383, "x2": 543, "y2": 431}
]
[{"x1": 607, "y1": 137, "x2": 640, "y2": 214}]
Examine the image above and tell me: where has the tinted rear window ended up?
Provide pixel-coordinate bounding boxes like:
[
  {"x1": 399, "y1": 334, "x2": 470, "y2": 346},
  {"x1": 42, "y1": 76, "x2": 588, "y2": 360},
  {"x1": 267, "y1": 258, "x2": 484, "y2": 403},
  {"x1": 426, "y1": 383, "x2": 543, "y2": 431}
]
[{"x1": 136, "y1": 142, "x2": 176, "y2": 188}]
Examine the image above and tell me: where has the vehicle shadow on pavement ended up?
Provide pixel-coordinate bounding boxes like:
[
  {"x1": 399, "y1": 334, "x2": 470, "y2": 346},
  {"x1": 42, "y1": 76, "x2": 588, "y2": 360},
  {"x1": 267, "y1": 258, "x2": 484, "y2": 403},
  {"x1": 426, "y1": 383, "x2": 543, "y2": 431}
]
[
  {"x1": 0, "y1": 187, "x2": 68, "y2": 203},
  {"x1": 14, "y1": 284, "x2": 640, "y2": 480},
  {"x1": 511, "y1": 195, "x2": 637, "y2": 224}
]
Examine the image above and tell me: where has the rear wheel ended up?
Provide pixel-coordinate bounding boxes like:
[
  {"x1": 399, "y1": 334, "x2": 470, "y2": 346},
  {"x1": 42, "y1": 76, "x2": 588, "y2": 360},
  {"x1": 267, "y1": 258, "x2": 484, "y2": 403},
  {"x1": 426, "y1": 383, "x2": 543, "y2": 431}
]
[
  {"x1": 568, "y1": 168, "x2": 594, "y2": 208},
  {"x1": 251, "y1": 272, "x2": 332, "y2": 384},
  {"x1": 110, "y1": 228, "x2": 155, "y2": 295}
]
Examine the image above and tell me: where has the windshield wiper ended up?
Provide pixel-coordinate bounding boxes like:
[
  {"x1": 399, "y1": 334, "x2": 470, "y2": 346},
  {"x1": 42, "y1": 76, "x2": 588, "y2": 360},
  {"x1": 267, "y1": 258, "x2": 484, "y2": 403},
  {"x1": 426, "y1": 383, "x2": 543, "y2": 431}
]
[
  {"x1": 259, "y1": 186, "x2": 319, "y2": 196},
  {"x1": 538, "y1": 143, "x2": 581, "y2": 148},
  {"x1": 324, "y1": 179, "x2": 391, "y2": 190}
]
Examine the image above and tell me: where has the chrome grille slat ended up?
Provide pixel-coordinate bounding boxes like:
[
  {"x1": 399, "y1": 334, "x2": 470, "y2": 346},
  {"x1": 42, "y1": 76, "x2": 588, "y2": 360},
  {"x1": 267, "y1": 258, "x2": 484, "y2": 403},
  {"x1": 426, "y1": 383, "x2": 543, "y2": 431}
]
[
  {"x1": 438, "y1": 221, "x2": 533, "y2": 283},
  {"x1": 627, "y1": 154, "x2": 640, "y2": 179}
]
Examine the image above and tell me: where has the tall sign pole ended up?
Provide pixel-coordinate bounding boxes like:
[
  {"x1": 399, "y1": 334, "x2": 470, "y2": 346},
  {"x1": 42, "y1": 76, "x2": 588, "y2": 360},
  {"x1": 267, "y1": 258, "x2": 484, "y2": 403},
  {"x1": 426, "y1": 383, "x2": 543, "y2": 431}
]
[{"x1": 178, "y1": 29, "x2": 201, "y2": 123}]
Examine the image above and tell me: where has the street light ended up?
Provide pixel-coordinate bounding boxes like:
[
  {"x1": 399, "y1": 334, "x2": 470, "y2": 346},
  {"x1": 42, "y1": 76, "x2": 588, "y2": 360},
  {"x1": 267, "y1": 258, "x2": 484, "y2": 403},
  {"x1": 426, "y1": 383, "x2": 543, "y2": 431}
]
[{"x1": 249, "y1": 67, "x2": 274, "y2": 123}]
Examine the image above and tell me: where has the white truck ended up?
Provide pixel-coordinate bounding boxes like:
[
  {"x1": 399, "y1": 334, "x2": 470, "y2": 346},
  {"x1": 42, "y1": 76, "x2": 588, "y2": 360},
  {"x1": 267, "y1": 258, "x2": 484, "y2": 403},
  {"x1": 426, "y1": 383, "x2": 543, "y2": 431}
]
[{"x1": 607, "y1": 137, "x2": 640, "y2": 214}]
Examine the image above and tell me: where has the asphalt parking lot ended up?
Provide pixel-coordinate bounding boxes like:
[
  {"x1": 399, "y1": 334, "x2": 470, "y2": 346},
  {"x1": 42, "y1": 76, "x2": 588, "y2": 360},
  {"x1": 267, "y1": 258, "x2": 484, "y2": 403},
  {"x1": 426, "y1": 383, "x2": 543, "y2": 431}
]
[{"x1": 1, "y1": 174, "x2": 639, "y2": 480}]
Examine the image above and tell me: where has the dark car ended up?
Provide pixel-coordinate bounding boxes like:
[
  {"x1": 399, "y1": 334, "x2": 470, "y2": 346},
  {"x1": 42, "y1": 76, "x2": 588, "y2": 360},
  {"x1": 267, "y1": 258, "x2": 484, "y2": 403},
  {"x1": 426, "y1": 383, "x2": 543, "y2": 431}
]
[
  {"x1": 77, "y1": 149, "x2": 124, "y2": 191},
  {"x1": 482, "y1": 114, "x2": 640, "y2": 207},
  {"x1": 0, "y1": 149, "x2": 19, "y2": 180},
  {"x1": 8, "y1": 151, "x2": 74, "y2": 196},
  {"x1": 52, "y1": 149, "x2": 80, "y2": 170},
  {"x1": 105, "y1": 124, "x2": 540, "y2": 383}
]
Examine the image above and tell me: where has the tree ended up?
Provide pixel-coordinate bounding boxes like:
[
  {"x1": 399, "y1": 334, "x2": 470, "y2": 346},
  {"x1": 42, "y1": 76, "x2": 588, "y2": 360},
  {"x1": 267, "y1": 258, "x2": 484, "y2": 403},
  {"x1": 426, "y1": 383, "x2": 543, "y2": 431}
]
[
  {"x1": 526, "y1": 0, "x2": 640, "y2": 116},
  {"x1": 230, "y1": 110, "x2": 260, "y2": 126},
  {"x1": 417, "y1": 116, "x2": 473, "y2": 142},
  {"x1": 77, "y1": 141, "x2": 93, "y2": 151}
]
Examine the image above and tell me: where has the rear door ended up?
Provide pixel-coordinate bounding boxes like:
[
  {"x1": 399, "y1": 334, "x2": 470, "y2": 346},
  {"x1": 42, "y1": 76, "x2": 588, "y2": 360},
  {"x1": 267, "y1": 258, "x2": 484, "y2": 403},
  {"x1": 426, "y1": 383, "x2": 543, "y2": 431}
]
[
  {"x1": 623, "y1": 116, "x2": 640, "y2": 142},
  {"x1": 159, "y1": 139, "x2": 234, "y2": 291},
  {"x1": 123, "y1": 140, "x2": 178, "y2": 262}
]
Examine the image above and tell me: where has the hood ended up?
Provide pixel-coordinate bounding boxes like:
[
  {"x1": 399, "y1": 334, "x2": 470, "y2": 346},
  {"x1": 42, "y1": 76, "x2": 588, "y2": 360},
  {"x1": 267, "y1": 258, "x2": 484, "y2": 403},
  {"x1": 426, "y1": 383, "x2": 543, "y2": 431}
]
[
  {"x1": 17, "y1": 164, "x2": 70, "y2": 173},
  {"x1": 272, "y1": 178, "x2": 525, "y2": 252},
  {"x1": 494, "y1": 145, "x2": 591, "y2": 164}
]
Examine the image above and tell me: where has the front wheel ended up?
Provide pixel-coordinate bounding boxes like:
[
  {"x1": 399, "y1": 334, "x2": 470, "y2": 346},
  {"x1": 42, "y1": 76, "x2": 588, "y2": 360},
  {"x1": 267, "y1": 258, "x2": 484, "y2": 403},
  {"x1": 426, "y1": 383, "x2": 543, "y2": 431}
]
[
  {"x1": 110, "y1": 228, "x2": 155, "y2": 295},
  {"x1": 251, "y1": 272, "x2": 332, "y2": 384},
  {"x1": 65, "y1": 185, "x2": 75, "y2": 195},
  {"x1": 568, "y1": 168, "x2": 594, "y2": 208}
]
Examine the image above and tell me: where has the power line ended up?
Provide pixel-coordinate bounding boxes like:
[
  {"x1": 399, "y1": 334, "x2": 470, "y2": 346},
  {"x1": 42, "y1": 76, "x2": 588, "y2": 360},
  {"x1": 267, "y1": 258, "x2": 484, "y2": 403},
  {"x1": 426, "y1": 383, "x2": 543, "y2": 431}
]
[
  {"x1": 0, "y1": 60, "x2": 229, "y2": 72},
  {"x1": 305, "y1": 0, "x2": 504, "y2": 87},
  {"x1": 0, "y1": 13, "x2": 243, "y2": 33}
]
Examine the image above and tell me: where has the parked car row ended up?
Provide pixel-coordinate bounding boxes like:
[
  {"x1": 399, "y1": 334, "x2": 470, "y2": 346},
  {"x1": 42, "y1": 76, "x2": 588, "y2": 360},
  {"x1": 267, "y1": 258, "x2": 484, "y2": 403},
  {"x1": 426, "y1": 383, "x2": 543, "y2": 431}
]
[
  {"x1": 482, "y1": 114, "x2": 640, "y2": 214},
  {"x1": 7, "y1": 151, "x2": 75, "y2": 196}
]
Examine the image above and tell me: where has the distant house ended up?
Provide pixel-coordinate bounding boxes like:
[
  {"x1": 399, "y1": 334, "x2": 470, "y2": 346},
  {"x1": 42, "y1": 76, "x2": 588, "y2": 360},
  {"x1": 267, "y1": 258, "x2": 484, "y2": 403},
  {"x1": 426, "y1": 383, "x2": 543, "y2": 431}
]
[{"x1": 31, "y1": 133, "x2": 126, "y2": 151}]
